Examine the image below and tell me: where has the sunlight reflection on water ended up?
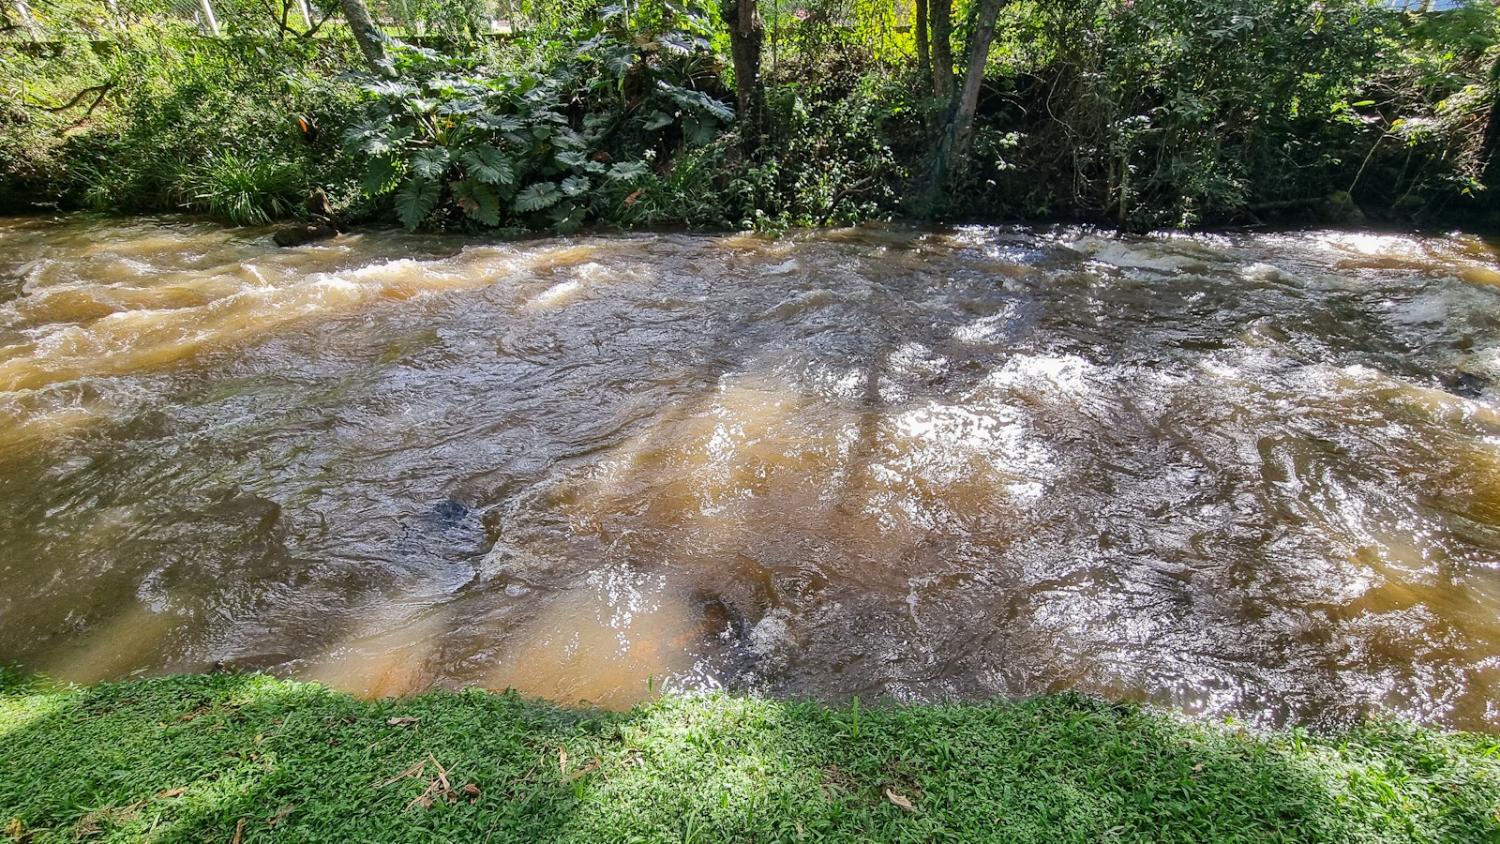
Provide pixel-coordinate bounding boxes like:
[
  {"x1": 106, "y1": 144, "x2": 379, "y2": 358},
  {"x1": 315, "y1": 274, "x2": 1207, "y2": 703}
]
[{"x1": 1, "y1": 215, "x2": 1499, "y2": 728}]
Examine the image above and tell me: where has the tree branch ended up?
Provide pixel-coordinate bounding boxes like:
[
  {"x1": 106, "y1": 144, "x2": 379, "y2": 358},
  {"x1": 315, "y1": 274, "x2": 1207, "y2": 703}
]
[{"x1": 25, "y1": 83, "x2": 114, "y2": 113}]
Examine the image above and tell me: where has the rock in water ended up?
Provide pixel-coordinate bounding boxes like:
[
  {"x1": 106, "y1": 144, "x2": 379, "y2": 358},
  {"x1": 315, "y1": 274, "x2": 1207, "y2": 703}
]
[
  {"x1": 273, "y1": 221, "x2": 337, "y2": 248},
  {"x1": 1445, "y1": 370, "x2": 1488, "y2": 398}
]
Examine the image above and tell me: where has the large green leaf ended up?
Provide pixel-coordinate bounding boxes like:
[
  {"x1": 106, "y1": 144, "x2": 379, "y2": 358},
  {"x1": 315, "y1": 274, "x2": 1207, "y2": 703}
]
[
  {"x1": 553, "y1": 127, "x2": 587, "y2": 150},
  {"x1": 549, "y1": 201, "x2": 585, "y2": 234},
  {"x1": 396, "y1": 177, "x2": 441, "y2": 230},
  {"x1": 452, "y1": 179, "x2": 501, "y2": 226},
  {"x1": 411, "y1": 148, "x2": 451, "y2": 181},
  {"x1": 355, "y1": 124, "x2": 414, "y2": 157},
  {"x1": 642, "y1": 110, "x2": 675, "y2": 131},
  {"x1": 437, "y1": 97, "x2": 484, "y2": 116},
  {"x1": 657, "y1": 81, "x2": 734, "y2": 123},
  {"x1": 363, "y1": 79, "x2": 417, "y2": 99},
  {"x1": 513, "y1": 181, "x2": 561, "y2": 213},
  {"x1": 657, "y1": 33, "x2": 693, "y2": 55},
  {"x1": 474, "y1": 113, "x2": 524, "y2": 133},
  {"x1": 682, "y1": 114, "x2": 716, "y2": 146},
  {"x1": 342, "y1": 117, "x2": 386, "y2": 153},
  {"x1": 560, "y1": 175, "x2": 591, "y2": 196},
  {"x1": 362, "y1": 155, "x2": 401, "y2": 196},
  {"x1": 606, "y1": 161, "x2": 650, "y2": 182},
  {"x1": 459, "y1": 146, "x2": 515, "y2": 186},
  {"x1": 602, "y1": 45, "x2": 636, "y2": 78}
]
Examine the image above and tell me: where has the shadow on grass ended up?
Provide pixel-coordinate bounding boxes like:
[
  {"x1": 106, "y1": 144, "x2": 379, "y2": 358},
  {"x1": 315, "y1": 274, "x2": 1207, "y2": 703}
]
[{"x1": 1, "y1": 668, "x2": 1497, "y2": 843}]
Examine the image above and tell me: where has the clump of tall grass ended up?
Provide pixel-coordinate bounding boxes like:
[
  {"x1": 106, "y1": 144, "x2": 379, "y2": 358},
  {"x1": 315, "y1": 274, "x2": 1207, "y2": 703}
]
[{"x1": 178, "y1": 153, "x2": 306, "y2": 226}]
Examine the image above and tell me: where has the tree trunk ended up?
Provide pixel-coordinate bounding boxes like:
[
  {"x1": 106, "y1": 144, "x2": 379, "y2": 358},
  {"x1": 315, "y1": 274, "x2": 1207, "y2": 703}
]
[
  {"x1": 914, "y1": 0, "x2": 930, "y2": 92},
  {"x1": 339, "y1": 0, "x2": 392, "y2": 76},
  {"x1": 1482, "y1": 55, "x2": 1500, "y2": 194},
  {"x1": 918, "y1": 0, "x2": 1003, "y2": 214},
  {"x1": 929, "y1": 0, "x2": 952, "y2": 100},
  {"x1": 947, "y1": 0, "x2": 1003, "y2": 173},
  {"x1": 11, "y1": 0, "x2": 42, "y2": 38},
  {"x1": 724, "y1": 0, "x2": 765, "y2": 156}
]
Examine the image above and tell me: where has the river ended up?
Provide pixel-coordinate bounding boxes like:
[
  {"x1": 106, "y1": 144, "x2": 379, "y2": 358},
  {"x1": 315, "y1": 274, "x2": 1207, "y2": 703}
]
[{"x1": 2, "y1": 215, "x2": 1498, "y2": 730}]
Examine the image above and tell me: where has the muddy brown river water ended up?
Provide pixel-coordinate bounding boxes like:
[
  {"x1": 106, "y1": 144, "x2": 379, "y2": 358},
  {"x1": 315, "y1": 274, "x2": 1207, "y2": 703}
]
[{"x1": 2, "y1": 215, "x2": 1500, "y2": 730}]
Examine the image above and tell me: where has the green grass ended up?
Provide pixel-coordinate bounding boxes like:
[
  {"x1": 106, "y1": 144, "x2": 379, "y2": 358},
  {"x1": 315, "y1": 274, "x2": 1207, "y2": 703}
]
[{"x1": 1, "y1": 670, "x2": 1498, "y2": 842}]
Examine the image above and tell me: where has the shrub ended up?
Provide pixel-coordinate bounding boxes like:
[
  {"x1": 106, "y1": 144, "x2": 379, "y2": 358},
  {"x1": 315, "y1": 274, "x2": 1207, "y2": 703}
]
[{"x1": 342, "y1": 1, "x2": 734, "y2": 232}]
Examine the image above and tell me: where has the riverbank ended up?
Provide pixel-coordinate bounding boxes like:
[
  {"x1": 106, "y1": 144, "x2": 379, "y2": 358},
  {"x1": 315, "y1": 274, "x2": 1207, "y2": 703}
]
[
  {"x1": 7, "y1": 1, "x2": 1497, "y2": 235},
  {"x1": 1, "y1": 671, "x2": 1496, "y2": 842}
]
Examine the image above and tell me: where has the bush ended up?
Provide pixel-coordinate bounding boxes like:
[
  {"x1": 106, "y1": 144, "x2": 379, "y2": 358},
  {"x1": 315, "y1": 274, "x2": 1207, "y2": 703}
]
[
  {"x1": 341, "y1": 1, "x2": 731, "y2": 232},
  {"x1": 0, "y1": 0, "x2": 1495, "y2": 231},
  {"x1": 0, "y1": 1, "x2": 364, "y2": 222},
  {"x1": 179, "y1": 152, "x2": 307, "y2": 225}
]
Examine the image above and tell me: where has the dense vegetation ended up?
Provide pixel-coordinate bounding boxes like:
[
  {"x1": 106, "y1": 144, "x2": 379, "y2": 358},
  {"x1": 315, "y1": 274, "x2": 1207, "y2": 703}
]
[
  {"x1": 2, "y1": 669, "x2": 1498, "y2": 842},
  {"x1": 1, "y1": 0, "x2": 1498, "y2": 232}
]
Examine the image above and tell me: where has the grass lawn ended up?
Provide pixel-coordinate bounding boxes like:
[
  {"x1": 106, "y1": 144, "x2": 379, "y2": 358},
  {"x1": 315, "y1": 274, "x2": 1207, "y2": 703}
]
[{"x1": 1, "y1": 669, "x2": 1498, "y2": 842}]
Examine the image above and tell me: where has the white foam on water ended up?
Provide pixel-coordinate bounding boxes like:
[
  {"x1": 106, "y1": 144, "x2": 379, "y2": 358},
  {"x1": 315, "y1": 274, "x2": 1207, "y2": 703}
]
[
  {"x1": 952, "y1": 303, "x2": 1023, "y2": 345},
  {"x1": 982, "y1": 353, "x2": 1098, "y2": 400}
]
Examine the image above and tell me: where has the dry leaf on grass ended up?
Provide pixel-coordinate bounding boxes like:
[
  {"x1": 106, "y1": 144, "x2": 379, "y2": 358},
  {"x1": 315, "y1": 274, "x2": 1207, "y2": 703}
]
[
  {"x1": 885, "y1": 788, "x2": 915, "y2": 812},
  {"x1": 566, "y1": 759, "x2": 601, "y2": 782},
  {"x1": 268, "y1": 803, "x2": 295, "y2": 827},
  {"x1": 376, "y1": 758, "x2": 429, "y2": 788},
  {"x1": 374, "y1": 753, "x2": 461, "y2": 810}
]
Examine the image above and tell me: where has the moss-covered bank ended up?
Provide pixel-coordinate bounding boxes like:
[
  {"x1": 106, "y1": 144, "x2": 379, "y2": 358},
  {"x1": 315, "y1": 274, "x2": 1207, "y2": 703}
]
[{"x1": 1, "y1": 670, "x2": 1497, "y2": 842}]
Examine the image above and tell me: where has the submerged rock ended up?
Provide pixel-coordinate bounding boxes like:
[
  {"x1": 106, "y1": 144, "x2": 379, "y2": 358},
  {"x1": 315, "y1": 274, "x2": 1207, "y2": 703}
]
[
  {"x1": 272, "y1": 221, "x2": 338, "y2": 248},
  {"x1": 1444, "y1": 370, "x2": 1488, "y2": 398}
]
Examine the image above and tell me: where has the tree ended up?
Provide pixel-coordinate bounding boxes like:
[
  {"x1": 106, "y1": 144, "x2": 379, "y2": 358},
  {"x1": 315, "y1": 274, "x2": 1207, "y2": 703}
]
[
  {"x1": 915, "y1": 0, "x2": 930, "y2": 92},
  {"x1": 929, "y1": 0, "x2": 953, "y2": 99},
  {"x1": 1483, "y1": 52, "x2": 1500, "y2": 190},
  {"x1": 723, "y1": 0, "x2": 764, "y2": 155},
  {"x1": 339, "y1": 0, "x2": 392, "y2": 76},
  {"x1": 947, "y1": 0, "x2": 1003, "y2": 173},
  {"x1": 918, "y1": 0, "x2": 1004, "y2": 213}
]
